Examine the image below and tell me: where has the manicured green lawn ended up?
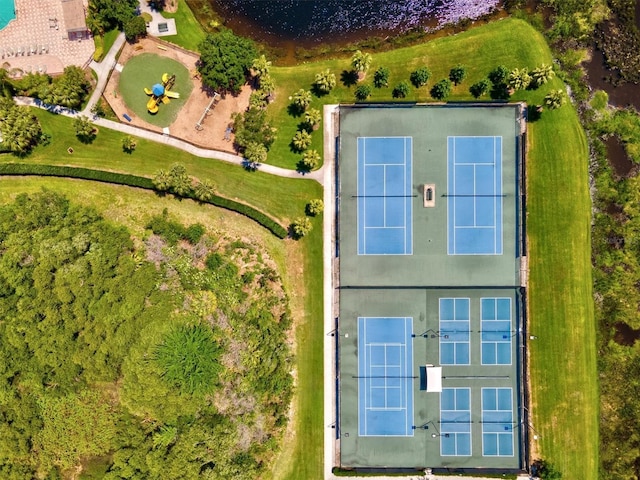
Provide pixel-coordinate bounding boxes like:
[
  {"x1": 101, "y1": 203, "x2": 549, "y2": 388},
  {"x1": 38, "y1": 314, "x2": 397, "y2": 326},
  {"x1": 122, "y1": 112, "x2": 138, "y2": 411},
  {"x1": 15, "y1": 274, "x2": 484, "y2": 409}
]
[
  {"x1": 526, "y1": 94, "x2": 598, "y2": 478},
  {"x1": 118, "y1": 53, "x2": 192, "y2": 127},
  {"x1": 267, "y1": 18, "x2": 552, "y2": 170},
  {"x1": 1, "y1": 109, "x2": 318, "y2": 225},
  {"x1": 161, "y1": 0, "x2": 207, "y2": 52}
]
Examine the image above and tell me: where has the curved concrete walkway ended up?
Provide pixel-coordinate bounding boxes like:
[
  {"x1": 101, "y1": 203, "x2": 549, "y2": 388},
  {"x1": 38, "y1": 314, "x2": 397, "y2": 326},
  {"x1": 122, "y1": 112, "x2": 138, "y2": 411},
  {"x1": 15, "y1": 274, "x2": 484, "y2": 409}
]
[{"x1": 14, "y1": 31, "x2": 324, "y2": 184}]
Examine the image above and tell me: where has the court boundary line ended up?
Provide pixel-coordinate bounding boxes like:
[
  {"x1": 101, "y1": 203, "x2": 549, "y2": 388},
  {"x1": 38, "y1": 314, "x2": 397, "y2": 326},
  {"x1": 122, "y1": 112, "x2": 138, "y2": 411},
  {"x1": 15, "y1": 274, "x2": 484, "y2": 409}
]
[
  {"x1": 481, "y1": 387, "x2": 516, "y2": 457},
  {"x1": 440, "y1": 387, "x2": 473, "y2": 457},
  {"x1": 439, "y1": 297, "x2": 471, "y2": 366},
  {"x1": 447, "y1": 135, "x2": 504, "y2": 256},
  {"x1": 480, "y1": 297, "x2": 513, "y2": 366}
]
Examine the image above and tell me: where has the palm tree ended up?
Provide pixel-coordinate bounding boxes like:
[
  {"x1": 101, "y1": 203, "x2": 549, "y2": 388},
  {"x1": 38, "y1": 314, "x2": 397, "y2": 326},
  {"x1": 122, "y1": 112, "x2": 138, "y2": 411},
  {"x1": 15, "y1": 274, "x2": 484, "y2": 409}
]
[
  {"x1": 544, "y1": 89, "x2": 566, "y2": 109},
  {"x1": 300, "y1": 149, "x2": 321, "y2": 170},
  {"x1": 531, "y1": 64, "x2": 555, "y2": 87},
  {"x1": 304, "y1": 108, "x2": 322, "y2": 131},
  {"x1": 292, "y1": 130, "x2": 312, "y2": 152},
  {"x1": 74, "y1": 116, "x2": 96, "y2": 142},
  {"x1": 121, "y1": 136, "x2": 137, "y2": 153},
  {"x1": 251, "y1": 55, "x2": 271, "y2": 78},
  {"x1": 507, "y1": 68, "x2": 531, "y2": 91},
  {"x1": 152, "y1": 169, "x2": 172, "y2": 191},
  {"x1": 244, "y1": 141, "x2": 268, "y2": 164},
  {"x1": 291, "y1": 217, "x2": 312, "y2": 239},
  {"x1": 194, "y1": 179, "x2": 216, "y2": 202},
  {"x1": 292, "y1": 89, "x2": 312, "y2": 111},
  {"x1": 314, "y1": 69, "x2": 336, "y2": 94},
  {"x1": 351, "y1": 50, "x2": 372, "y2": 80}
]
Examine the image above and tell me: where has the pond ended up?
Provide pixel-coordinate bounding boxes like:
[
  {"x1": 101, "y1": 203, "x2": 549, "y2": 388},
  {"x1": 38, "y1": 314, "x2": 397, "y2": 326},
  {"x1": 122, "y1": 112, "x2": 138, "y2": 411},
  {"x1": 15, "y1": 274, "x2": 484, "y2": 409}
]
[{"x1": 206, "y1": 0, "x2": 501, "y2": 46}]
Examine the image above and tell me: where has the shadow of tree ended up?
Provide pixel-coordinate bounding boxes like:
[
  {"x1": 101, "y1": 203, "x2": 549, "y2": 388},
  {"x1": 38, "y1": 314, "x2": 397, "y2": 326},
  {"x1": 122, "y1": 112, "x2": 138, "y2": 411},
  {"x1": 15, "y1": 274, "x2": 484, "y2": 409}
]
[{"x1": 340, "y1": 70, "x2": 358, "y2": 87}]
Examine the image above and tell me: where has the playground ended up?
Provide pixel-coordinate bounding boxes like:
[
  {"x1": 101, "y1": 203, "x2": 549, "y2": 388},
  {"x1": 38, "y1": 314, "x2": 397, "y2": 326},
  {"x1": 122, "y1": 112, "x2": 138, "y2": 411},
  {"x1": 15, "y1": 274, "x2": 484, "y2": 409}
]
[{"x1": 104, "y1": 37, "x2": 252, "y2": 151}]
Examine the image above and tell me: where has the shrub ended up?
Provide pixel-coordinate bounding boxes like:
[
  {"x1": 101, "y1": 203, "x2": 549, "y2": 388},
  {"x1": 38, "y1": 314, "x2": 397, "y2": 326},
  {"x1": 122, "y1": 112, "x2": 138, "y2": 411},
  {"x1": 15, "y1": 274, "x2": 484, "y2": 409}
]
[
  {"x1": 290, "y1": 217, "x2": 312, "y2": 239},
  {"x1": 292, "y1": 130, "x2": 312, "y2": 152},
  {"x1": 354, "y1": 84, "x2": 371, "y2": 101},
  {"x1": 392, "y1": 81, "x2": 410, "y2": 98},
  {"x1": 306, "y1": 199, "x2": 324, "y2": 216},
  {"x1": 232, "y1": 107, "x2": 277, "y2": 150},
  {"x1": 430, "y1": 79, "x2": 452, "y2": 100},
  {"x1": 373, "y1": 66, "x2": 390, "y2": 88},
  {"x1": 184, "y1": 223, "x2": 206, "y2": 244},
  {"x1": 351, "y1": 50, "x2": 372, "y2": 77},
  {"x1": 121, "y1": 135, "x2": 136, "y2": 153},
  {"x1": 74, "y1": 116, "x2": 96, "y2": 142},
  {"x1": 469, "y1": 78, "x2": 491, "y2": 98},
  {"x1": 410, "y1": 66, "x2": 431, "y2": 87}
]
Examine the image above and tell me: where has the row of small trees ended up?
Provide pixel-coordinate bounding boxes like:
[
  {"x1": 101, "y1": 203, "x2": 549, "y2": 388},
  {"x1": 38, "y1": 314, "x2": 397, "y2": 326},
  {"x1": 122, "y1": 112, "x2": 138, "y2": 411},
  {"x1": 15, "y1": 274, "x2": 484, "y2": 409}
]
[{"x1": 152, "y1": 163, "x2": 216, "y2": 202}]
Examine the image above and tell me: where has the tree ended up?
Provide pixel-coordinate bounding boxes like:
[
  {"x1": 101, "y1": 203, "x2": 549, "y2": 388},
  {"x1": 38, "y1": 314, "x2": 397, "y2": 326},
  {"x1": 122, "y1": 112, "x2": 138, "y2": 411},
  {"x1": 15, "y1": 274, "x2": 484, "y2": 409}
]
[
  {"x1": 351, "y1": 50, "x2": 372, "y2": 80},
  {"x1": 232, "y1": 107, "x2": 277, "y2": 149},
  {"x1": 449, "y1": 64, "x2": 467, "y2": 85},
  {"x1": 304, "y1": 108, "x2": 322, "y2": 131},
  {"x1": 292, "y1": 130, "x2": 312, "y2": 152},
  {"x1": 74, "y1": 115, "x2": 96, "y2": 142},
  {"x1": 544, "y1": 89, "x2": 566, "y2": 109},
  {"x1": 258, "y1": 74, "x2": 276, "y2": 97},
  {"x1": 244, "y1": 141, "x2": 268, "y2": 164},
  {"x1": 197, "y1": 30, "x2": 257, "y2": 94},
  {"x1": 354, "y1": 84, "x2": 371, "y2": 101},
  {"x1": 488, "y1": 65, "x2": 509, "y2": 85},
  {"x1": 410, "y1": 66, "x2": 431, "y2": 88},
  {"x1": 251, "y1": 54, "x2": 271, "y2": 78},
  {"x1": 508, "y1": 67, "x2": 531, "y2": 91},
  {"x1": 291, "y1": 88, "x2": 312, "y2": 111},
  {"x1": 373, "y1": 66, "x2": 390, "y2": 88},
  {"x1": 392, "y1": 81, "x2": 410, "y2": 98},
  {"x1": 313, "y1": 69, "x2": 336, "y2": 94},
  {"x1": 87, "y1": 0, "x2": 138, "y2": 34},
  {"x1": 290, "y1": 217, "x2": 312, "y2": 239},
  {"x1": 121, "y1": 135, "x2": 136, "y2": 153},
  {"x1": 469, "y1": 78, "x2": 491, "y2": 98},
  {"x1": 0, "y1": 98, "x2": 43, "y2": 155},
  {"x1": 300, "y1": 149, "x2": 321, "y2": 170},
  {"x1": 430, "y1": 79, "x2": 453, "y2": 100},
  {"x1": 153, "y1": 169, "x2": 172, "y2": 191},
  {"x1": 306, "y1": 199, "x2": 324, "y2": 216},
  {"x1": 123, "y1": 15, "x2": 147, "y2": 41},
  {"x1": 194, "y1": 179, "x2": 215, "y2": 202},
  {"x1": 168, "y1": 163, "x2": 192, "y2": 196},
  {"x1": 531, "y1": 63, "x2": 555, "y2": 87}
]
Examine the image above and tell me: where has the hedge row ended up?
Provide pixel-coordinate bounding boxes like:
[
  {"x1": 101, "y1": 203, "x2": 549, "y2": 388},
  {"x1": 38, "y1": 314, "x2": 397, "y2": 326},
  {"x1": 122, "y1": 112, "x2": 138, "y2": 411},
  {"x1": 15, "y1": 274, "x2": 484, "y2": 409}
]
[{"x1": 0, "y1": 163, "x2": 288, "y2": 238}]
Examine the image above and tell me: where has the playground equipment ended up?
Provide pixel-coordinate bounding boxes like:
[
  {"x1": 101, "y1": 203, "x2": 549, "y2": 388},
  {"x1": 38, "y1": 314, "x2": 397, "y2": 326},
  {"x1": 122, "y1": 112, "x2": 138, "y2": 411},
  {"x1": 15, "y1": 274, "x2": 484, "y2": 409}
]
[
  {"x1": 195, "y1": 92, "x2": 220, "y2": 131},
  {"x1": 144, "y1": 73, "x2": 180, "y2": 114}
]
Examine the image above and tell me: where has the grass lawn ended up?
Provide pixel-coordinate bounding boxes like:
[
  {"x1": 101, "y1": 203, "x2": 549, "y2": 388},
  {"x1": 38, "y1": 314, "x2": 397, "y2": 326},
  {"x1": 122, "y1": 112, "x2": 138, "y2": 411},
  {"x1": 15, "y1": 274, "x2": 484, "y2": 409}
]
[
  {"x1": 118, "y1": 54, "x2": 193, "y2": 127},
  {"x1": 526, "y1": 97, "x2": 598, "y2": 477},
  {"x1": 267, "y1": 18, "x2": 552, "y2": 170},
  {"x1": 161, "y1": 0, "x2": 207, "y2": 52}
]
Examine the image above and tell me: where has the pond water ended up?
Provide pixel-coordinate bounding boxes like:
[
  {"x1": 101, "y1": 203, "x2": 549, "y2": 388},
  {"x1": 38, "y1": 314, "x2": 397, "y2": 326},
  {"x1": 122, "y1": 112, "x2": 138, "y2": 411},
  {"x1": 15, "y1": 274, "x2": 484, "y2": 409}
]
[{"x1": 207, "y1": 0, "x2": 501, "y2": 45}]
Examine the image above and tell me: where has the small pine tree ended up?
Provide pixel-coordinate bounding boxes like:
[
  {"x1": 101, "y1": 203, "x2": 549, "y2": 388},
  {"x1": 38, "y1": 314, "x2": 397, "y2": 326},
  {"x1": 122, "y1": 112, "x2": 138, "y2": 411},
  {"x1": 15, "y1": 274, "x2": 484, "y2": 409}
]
[
  {"x1": 469, "y1": 78, "x2": 491, "y2": 98},
  {"x1": 449, "y1": 64, "x2": 467, "y2": 86},
  {"x1": 430, "y1": 79, "x2": 452, "y2": 100}
]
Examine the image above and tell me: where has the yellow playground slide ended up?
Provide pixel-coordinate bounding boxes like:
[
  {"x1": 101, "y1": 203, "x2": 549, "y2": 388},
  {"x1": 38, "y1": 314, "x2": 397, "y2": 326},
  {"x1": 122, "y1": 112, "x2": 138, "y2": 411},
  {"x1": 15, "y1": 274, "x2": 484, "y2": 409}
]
[
  {"x1": 147, "y1": 97, "x2": 159, "y2": 113},
  {"x1": 164, "y1": 90, "x2": 180, "y2": 99}
]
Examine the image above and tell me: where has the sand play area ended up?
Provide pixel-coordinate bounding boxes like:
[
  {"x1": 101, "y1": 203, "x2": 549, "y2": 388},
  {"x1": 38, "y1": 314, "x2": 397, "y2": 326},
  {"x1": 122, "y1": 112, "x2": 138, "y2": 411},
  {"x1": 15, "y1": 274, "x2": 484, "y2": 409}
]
[{"x1": 104, "y1": 37, "x2": 251, "y2": 153}]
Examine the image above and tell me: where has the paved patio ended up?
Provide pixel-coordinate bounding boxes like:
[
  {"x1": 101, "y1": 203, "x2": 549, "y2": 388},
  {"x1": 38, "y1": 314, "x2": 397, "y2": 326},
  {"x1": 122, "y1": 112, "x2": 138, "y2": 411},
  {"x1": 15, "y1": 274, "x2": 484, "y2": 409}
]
[{"x1": 0, "y1": 0, "x2": 94, "y2": 76}]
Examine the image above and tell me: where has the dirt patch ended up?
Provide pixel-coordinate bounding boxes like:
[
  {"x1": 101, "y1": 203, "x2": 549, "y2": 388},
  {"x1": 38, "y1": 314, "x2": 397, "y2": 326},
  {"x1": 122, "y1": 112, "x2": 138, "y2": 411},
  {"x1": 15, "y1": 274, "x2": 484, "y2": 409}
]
[
  {"x1": 164, "y1": 0, "x2": 178, "y2": 13},
  {"x1": 104, "y1": 36, "x2": 251, "y2": 153}
]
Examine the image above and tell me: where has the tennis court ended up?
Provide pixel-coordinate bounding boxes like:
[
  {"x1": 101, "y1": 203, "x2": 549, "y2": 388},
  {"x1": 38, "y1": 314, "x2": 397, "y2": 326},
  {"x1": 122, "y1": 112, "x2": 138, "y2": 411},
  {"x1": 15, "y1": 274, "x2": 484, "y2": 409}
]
[
  {"x1": 337, "y1": 105, "x2": 526, "y2": 471},
  {"x1": 447, "y1": 136, "x2": 503, "y2": 255},
  {"x1": 357, "y1": 137, "x2": 413, "y2": 255},
  {"x1": 358, "y1": 317, "x2": 414, "y2": 436}
]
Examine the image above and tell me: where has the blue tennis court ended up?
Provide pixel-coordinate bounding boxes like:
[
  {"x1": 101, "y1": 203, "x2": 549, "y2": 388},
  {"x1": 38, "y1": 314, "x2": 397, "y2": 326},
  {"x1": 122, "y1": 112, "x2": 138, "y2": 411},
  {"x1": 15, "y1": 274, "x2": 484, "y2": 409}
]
[
  {"x1": 447, "y1": 136, "x2": 503, "y2": 255},
  {"x1": 358, "y1": 317, "x2": 413, "y2": 436},
  {"x1": 440, "y1": 388, "x2": 472, "y2": 456},
  {"x1": 357, "y1": 137, "x2": 413, "y2": 255},
  {"x1": 481, "y1": 298, "x2": 512, "y2": 365},
  {"x1": 439, "y1": 298, "x2": 470, "y2": 365},
  {"x1": 482, "y1": 388, "x2": 514, "y2": 456}
]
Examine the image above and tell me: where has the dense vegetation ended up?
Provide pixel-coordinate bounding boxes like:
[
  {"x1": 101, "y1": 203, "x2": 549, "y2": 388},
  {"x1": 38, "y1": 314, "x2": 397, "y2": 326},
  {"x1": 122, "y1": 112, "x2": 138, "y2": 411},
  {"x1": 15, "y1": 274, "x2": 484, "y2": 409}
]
[
  {"x1": 10, "y1": 66, "x2": 92, "y2": 110},
  {"x1": 0, "y1": 191, "x2": 292, "y2": 479}
]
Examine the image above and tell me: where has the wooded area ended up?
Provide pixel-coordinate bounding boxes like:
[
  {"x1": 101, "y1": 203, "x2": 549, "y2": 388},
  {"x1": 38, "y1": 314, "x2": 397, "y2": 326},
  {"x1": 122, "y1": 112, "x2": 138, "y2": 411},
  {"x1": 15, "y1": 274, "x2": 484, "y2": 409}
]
[{"x1": 0, "y1": 191, "x2": 292, "y2": 479}]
